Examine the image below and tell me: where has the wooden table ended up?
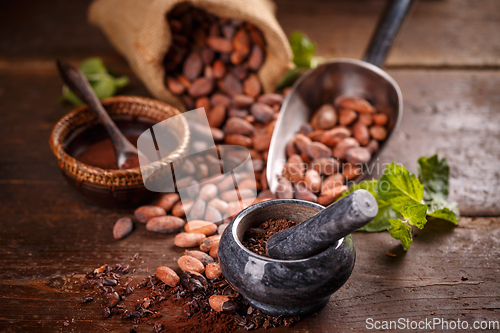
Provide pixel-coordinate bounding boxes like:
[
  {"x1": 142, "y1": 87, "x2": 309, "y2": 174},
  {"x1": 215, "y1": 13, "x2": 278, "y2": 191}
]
[{"x1": 0, "y1": 0, "x2": 499, "y2": 331}]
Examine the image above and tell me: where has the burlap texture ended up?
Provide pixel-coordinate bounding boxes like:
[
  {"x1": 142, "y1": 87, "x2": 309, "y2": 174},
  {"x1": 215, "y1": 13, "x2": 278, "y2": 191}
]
[{"x1": 88, "y1": 0, "x2": 293, "y2": 111}]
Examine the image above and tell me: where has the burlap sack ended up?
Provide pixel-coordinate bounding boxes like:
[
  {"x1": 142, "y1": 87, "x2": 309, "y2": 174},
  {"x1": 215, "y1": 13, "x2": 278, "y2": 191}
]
[{"x1": 88, "y1": 0, "x2": 293, "y2": 111}]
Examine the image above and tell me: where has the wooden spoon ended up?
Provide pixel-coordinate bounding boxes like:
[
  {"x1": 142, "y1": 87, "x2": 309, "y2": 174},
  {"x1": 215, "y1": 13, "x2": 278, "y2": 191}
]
[{"x1": 56, "y1": 60, "x2": 140, "y2": 169}]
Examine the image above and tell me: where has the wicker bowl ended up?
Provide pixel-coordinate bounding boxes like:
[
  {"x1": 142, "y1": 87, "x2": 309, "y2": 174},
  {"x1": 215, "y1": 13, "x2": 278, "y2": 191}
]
[{"x1": 49, "y1": 96, "x2": 190, "y2": 208}]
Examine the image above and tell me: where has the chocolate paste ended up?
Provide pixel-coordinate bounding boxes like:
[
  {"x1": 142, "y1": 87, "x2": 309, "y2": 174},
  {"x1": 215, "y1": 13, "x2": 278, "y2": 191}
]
[{"x1": 75, "y1": 136, "x2": 140, "y2": 170}]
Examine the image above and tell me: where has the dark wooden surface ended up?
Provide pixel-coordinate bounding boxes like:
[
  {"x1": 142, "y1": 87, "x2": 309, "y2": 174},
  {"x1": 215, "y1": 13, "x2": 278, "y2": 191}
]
[{"x1": 0, "y1": 0, "x2": 499, "y2": 332}]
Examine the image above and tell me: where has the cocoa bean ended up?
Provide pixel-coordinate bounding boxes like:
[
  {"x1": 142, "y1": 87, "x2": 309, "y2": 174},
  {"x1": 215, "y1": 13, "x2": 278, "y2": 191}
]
[
  {"x1": 352, "y1": 122, "x2": 370, "y2": 145},
  {"x1": 195, "y1": 96, "x2": 211, "y2": 113},
  {"x1": 209, "y1": 242, "x2": 219, "y2": 259},
  {"x1": 223, "y1": 117, "x2": 254, "y2": 136},
  {"x1": 212, "y1": 60, "x2": 226, "y2": 79},
  {"x1": 276, "y1": 177, "x2": 294, "y2": 199},
  {"x1": 318, "y1": 185, "x2": 348, "y2": 206},
  {"x1": 232, "y1": 29, "x2": 250, "y2": 58},
  {"x1": 208, "y1": 198, "x2": 229, "y2": 213},
  {"x1": 358, "y1": 113, "x2": 373, "y2": 126},
  {"x1": 188, "y1": 77, "x2": 214, "y2": 97},
  {"x1": 174, "y1": 232, "x2": 206, "y2": 247},
  {"x1": 307, "y1": 141, "x2": 332, "y2": 159},
  {"x1": 210, "y1": 93, "x2": 231, "y2": 108},
  {"x1": 307, "y1": 130, "x2": 324, "y2": 141},
  {"x1": 342, "y1": 163, "x2": 362, "y2": 180},
  {"x1": 311, "y1": 104, "x2": 337, "y2": 130},
  {"x1": 248, "y1": 44, "x2": 264, "y2": 71},
  {"x1": 205, "y1": 262, "x2": 222, "y2": 279},
  {"x1": 232, "y1": 94, "x2": 254, "y2": 107},
  {"x1": 250, "y1": 102, "x2": 274, "y2": 123},
  {"x1": 311, "y1": 157, "x2": 341, "y2": 175},
  {"x1": 257, "y1": 189, "x2": 275, "y2": 199},
  {"x1": 260, "y1": 168, "x2": 269, "y2": 190},
  {"x1": 320, "y1": 126, "x2": 351, "y2": 147},
  {"x1": 206, "y1": 36, "x2": 233, "y2": 53},
  {"x1": 201, "y1": 48, "x2": 215, "y2": 65},
  {"x1": 282, "y1": 162, "x2": 305, "y2": 184},
  {"x1": 186, "y1": 179, "x2": 200, "y2": 199},
  {"x1": 369, "y1": 125, "x2": 388, "y2": 141},
  {"x1": 321, "y1": 173, "x2": 346, "y2": 193},
  {"x1": 238, "y1": 178, "x2": 260, "y2": 191},
  {"x1": 184, "y1": 250, "x2": 214, "y2": 266},
  {"x1": 155, "y1": 193, "x2": 180, "y2": 212},
  {"x1": 183, "y1": 52, "x2": 203, "y2": 80},
  {"x1": 294, "y1": 183, "x2": 318, "y2": 202},
  {"x1": 338, "y1": 109, "x2": 358, "y2": 126},
  {"x1": 288, "y1": 153, "x2": 304, "y2": 166},
  {"x1": 219, "y1": 73, "x2": 243, "y2": 96},
  {"x1": 156, "y1": 266, "x2": 180, "y2": 287},
  {"x1": 257, "y1": 93, "x2": 283, "y2": 106},
  {"x1": 200, "y1": 235, "x2": 221, "y2": 252},
  {"x1": 205, "y1": 205, "x2": 223, "y2": 223},
  {"x1": 333, "y1": 137, "x2": 360, "y2": 160},
  {"x1": 304, "y1": 169, "x2": 322, "y2": 193},
  {"x1": 220, "y1": 188, "x2": 256, "y2": 202},
  {"x1": 113, "y1": 217, "x2": 133, "y2": 240},
  {"x1": 189, "y1": 198, "x2": 206, "y2": 221},
  {"x1": 373, "y1": 113, "x2": 389, "y2": 126},
  {"x1": 231, "y1": 65, "x2": 248, "y2": 80},
  {"x1": 178, "y1": 255, "x2": 205, "y2": 274},
  {"x1": 366, "y1": 139, "x2": 379, "y2": 154},
  {"x1": 243, "y1": 74, "x2": 261, "y2": 98},
  {"x1": 249, "y1": 29, "x2": 265, "y2": 47},
  {"x1": 146, "y1": 216, "x2": 185, "y2": 234},
  {"x1": 208, "y1": 104, "x2": 226, "y2": 128},
  {"x1": 224, "y1": 134, "x2": 252, "y2": 148},
  {"x1": 177, "y1": 75, "x2": 191, "y2": 89},
  {"x1": 228, "y1": 108, "x2": 248, "y2": 118},
  {"x1": 252, "y1": 159, "x2": 264, "y2": 173},
  {"x1": 226, "y1": 200, "x2": 243, "y2": 217},
  {"x1": 338, "y1": 97, "x2": 375, "y2": 113},
  {"x1": 166, "y1": 77, "x2": 185, "y2": 95},
  {"x1": 172, "y1": 198, "x2": 194, "y2": 217},
  {"x1": 134, "y1": 206, "x2": 166, "y2": 223},
  {"x1": 185, "y1": 220, "x2": 217, "y2": 236},
  {"x1": 209, "y1": 295, "x2": 237, "y2": 313},
  {"x1": 346, "y1": 147, "x2": 372, "y2": 165},
  {"x1": 294, "y1": 133, "x2": 312, "y2": 155},
  {"x1": 250, "y1": 133, "x2": 271, "y2": 152}
]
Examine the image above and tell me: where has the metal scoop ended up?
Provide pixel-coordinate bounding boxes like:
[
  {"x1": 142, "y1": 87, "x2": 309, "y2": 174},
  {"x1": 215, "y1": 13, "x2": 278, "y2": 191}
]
[{"x1": 267, "y1": 0, "x2": 415, "y2": 192}]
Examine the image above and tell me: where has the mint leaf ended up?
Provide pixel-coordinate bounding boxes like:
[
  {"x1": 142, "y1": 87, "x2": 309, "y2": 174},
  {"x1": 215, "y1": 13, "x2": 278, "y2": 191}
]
[
  {"x1": 418, "y1": 154, "x2": 449, "y2": 200},
  {"x1": 338, "y1": 180, "x2": 396, "y2": 232},
  {"x1": 289, "y1": 31, "x2": 316, "y2": 68},
  {"x1": 400, "y1": 201, "x2": 427, "y2": 229},
  {"x1": 80, "y1": 57, "x2": 107, "y2": 75},
  {"x1": 60, "y1": 57, "x2": 128, "y2": 106},
  {"x1": 388, "y1": 219, "x2": 413, "y2": 250},
  {"x1": 92, "y1": 74, "x2": 117, "y2": 100},
  {"x1": 377, "y1": 163, "x2": 424, "y2": 212},
  {"x1": 427, "y1": 197, "x2": 459, "y2": 224},
  {"x1": 358, "y1": 201, "x2": 397, "y2": 232}
]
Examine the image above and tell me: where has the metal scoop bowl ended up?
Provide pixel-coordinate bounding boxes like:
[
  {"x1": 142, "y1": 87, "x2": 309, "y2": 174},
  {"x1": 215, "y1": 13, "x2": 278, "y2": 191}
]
[{"x1": 267, "y1": 0, "x2": 415, "y2": 192}]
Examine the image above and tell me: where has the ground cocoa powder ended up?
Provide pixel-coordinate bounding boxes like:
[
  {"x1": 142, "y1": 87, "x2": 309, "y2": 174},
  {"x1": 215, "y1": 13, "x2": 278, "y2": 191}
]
[{"x1": 242, "y1": 218, "x2": 298, "y2": 257}]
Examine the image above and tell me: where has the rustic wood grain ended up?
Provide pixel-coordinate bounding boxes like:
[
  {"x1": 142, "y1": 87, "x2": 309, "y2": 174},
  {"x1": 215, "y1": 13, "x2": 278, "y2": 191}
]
[
  {"x1": 1, "y1": 0, "x2": 499, "y2": 67},
  {"x1": 275, "y1": 0, "x2": 500, "y2": 67}
]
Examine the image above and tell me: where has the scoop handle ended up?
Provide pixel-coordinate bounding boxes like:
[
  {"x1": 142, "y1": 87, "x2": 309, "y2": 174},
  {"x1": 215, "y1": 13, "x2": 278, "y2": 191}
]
[
  {"x1": 266, "y1": 190, "x2": 378, "y2": 260},
  {"x1": 363, "y1": 0, "x2": 416, "y2": 67}
]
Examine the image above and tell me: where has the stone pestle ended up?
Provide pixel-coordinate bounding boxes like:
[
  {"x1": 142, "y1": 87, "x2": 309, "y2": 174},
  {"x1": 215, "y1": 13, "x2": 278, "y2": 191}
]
[{"x1": 266, "y1": 189, "x2": 378, "y2": 260}]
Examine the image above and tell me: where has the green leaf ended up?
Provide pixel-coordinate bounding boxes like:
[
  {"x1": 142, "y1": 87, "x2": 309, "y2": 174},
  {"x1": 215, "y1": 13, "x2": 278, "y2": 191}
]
[
  {"x1": 91, "y1": 74, "x2": 117, "y2": 100},
  {"x1": 61, "y1": 85, "x2": 83, "y2": 106},
  {"x1": 79, "y1": 57, "x2": 107, "y2": 75},
  {"x1": 427, "y1": 197, "x2": 460, "y2": 224},
  {"x1": 277, "y1": 67, "x2": 307, "y2": 89},
  {"x1": 358, "y1": 201, "x2": 397, "y2": 232},
  {"x1": 113, "y1": 76, "x2": 129, "y2": 89},
  {"x1": 377, "y1": 163, "x2": 424, "y2": 212},
  {"x1": 339, "y1": 180, "x2": 396, "y2": 232},
  {"x1": 289, "y1": 31, "x2": 316, "y2": 68},
  {"x1": 418, "y1": 154, "x2": 449, "y2": 200},
  {"x1": 400, "y1": 201, "x2": 428, "y2": 229},
  {"x1": 388, "y1": 219, "x2": 413, "y2": 250}
]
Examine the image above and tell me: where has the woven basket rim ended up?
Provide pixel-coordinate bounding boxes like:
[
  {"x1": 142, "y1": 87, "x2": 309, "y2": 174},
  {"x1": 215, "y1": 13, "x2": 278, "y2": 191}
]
[{"x1": 49, "y1": 95, "x2": 190, "y2": 187}]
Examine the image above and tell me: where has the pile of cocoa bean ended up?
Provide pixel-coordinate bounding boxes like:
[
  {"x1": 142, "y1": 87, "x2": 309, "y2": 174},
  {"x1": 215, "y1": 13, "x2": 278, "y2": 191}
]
[{"x1": 278, "y1": 96, "x2": 390, "y2": 206}]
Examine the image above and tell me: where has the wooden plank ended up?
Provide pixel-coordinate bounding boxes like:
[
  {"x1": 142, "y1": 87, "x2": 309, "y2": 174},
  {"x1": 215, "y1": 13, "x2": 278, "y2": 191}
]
[
  {"x1": 1, "y1": 67, "x2": 498, "y2": 216},
  {"x1": 0, "y1": 216, "x2": 498, "y2": 332},
  {"x1": 274, "y1": 0, "x2": 500, "y2": 68},
  {"x1": 1, "y1": 0, "x2": 499, "y2": 67}
]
